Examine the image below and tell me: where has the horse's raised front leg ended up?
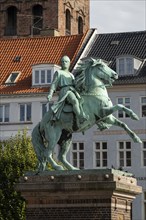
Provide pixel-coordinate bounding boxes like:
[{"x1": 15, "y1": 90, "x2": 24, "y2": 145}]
[
  {"x1": 44, "y1": 124, "x2": 64, "y2": 171},
  {"x1": 58, "y1": 132, "x2": 79, "y2": 170},
  {"x1": 105, "y1": 115, "x2": 142, "y2": 143},
  {"x1": 102, "y1": 104, "x2": 139, "y2": 120}
]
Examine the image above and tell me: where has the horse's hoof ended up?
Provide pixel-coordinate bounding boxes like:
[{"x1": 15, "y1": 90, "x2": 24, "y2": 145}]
[
  {"x1": 67, "y1": 166, "x2": 80, "y2": 171},
  {"x1": 55, "y1": 165, "x2": 64, "y2": 171},
  {"x1": 134, "y1": 137, "x2": 142, "y2": 143},
  {"x1": 130, "y1": 112, "x2": 139, "y2": 120}
]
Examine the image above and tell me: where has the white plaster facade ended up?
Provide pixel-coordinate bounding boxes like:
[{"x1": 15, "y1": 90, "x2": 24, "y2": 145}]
[{"x1": 1, "y1": 82, "x2": 145, "y2": 220}]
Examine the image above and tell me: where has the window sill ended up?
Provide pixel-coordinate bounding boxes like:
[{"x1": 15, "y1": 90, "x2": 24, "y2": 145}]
[{"x1": 0, "y1": 122, "x2": 33, "y2": 125}]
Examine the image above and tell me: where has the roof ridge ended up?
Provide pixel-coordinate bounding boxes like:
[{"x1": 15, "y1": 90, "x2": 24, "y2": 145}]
[
  {"x1": 98, "y1": 30, "x2": 146, "y2": 35},
  {"x1": 0, "y1": 34, "x2": 85, "y2": 42}
]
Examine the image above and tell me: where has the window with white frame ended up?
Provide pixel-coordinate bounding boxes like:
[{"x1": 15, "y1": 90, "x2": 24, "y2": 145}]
[
  {"x1": 0, "y1": 104, "x2": 10, "y2": 122},
  {"x1": 5, "y1": 72, "x2": 20, "y2": 84},
  {"x1": 32, "y1": 64, "x2": 60, "y2": 86},
  {"x1": 71, "y1": 142, "x2": 84, "y2": 169},
  {"x1": 117, "y1": 57, "x2": 133, "y2": 75},
  {"x1": 19, "y1": 103, "x2": 31, "y2": 122},
  {"x1": 94, "y1": 142, "x2": 107, "y2": 168},
  {"x1": 142, "y1": 141, "x2": 146, "y2": 166},
  {"x1": 144, "y1": 192, "x2": 146, "y2": 220},
  {"x1": 141, "y1": 97, "x2": 146, "y2": 117},
  {"x1": 41, "y1": 102, "x2": 53, "y2": 118},
  {"x1": 117, "y1": 97, "x2": 130, "y2": 118},
  {"x1": 116, "y1": 56, "x2": 142, "y2": 76},
  {"x1": 118, "y1": 141, "x2": 131, "y2": 167}
]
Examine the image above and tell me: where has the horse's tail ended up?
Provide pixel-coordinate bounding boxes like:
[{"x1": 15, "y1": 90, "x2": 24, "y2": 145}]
[{"x1": 32, "y1": 122, "x2": 46, "y2": 170}]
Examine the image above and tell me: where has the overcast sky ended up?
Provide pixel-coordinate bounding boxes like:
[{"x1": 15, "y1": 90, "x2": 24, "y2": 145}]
[{"x1": 90, "y1": 0, "x2": 146, "y2": 33}]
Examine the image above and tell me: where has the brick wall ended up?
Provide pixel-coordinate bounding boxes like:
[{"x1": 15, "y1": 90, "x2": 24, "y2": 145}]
[
  {"x1": 26, "y1": 207, "x2": 111, "y2": 220},
  {"x1": 0, "y1": 0, "x2": 89, "y2": 38}
]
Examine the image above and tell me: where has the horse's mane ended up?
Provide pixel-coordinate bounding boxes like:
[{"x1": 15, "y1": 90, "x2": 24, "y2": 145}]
[{"x1": 74, "y1": 58, "x2": 95, "y2": 92}]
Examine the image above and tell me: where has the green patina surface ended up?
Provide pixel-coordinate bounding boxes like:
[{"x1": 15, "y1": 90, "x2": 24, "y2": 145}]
[{"x1": 32, "y1": 56, "x2": 142, "y2": 172}]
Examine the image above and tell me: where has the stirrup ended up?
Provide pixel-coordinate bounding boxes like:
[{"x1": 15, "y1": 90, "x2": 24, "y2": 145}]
[{"x1": 79, "y1": 115, "x2": 89, "y2": 123}]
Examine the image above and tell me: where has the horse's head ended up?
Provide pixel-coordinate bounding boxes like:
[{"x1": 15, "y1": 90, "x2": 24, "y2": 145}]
[
  {"x1": 90, "y1": 58, "x2": 118, "y2": 86},
  {"x1": 75, "y1": 57, "x2": 118, "y2": 92}
]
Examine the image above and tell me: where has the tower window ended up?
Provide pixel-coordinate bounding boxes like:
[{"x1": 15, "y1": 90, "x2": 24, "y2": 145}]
[
  {"x1": 5, "y1": 6, "x2": 17, "y2": 36},
  {"x1": 65, "y1": 9, "x2": 71, "y2": 35},
  {"x1": 32, "y1": 4, "x2": 43, "y2": 35},
  {"x1": 78, "y1": 16, "x2": 83, "y2": 34}
]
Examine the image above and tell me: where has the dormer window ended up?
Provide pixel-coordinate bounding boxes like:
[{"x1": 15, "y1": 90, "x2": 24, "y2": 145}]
[
  {"x1": 5, "y1": 71, "x2": 20, "y2": 84},
  {"x1": 116, "y1": 55, "x2": 142, "y2": 76},
  {"x1": 32, "y1": 64, "x2": 60, "y2": 86}
]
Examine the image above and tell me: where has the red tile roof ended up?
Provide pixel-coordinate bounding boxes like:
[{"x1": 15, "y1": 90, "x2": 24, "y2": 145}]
[{"x1": 0, "y1": 34, "x2": 87, "y2": 95}]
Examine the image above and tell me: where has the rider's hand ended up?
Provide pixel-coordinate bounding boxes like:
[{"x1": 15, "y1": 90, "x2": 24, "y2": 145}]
[{"x1": 47, "y1": 94, "x2": 52, "y2": 101}]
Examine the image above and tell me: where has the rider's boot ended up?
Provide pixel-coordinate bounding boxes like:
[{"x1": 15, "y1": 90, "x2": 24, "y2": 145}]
[{"x1": 78, "y1": 112, "x2": 89, "y2": 124}]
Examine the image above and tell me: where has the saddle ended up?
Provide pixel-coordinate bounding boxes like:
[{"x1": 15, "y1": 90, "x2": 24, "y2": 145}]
[{"x1": 63, "y1": 104, "x2": 73, "y2": 113}]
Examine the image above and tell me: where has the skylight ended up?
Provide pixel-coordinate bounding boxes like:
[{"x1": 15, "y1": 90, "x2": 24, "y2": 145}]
[
  {"x1": 13, "y1": 56, "x2": 21, "y2": 62},
  {"x1": 5, "y1": 72, "x2": 20, "y2": 84}
]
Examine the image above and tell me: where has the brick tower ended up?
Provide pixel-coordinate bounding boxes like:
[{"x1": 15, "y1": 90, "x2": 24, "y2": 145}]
[{"x1": 0, "y1": 0, "x2": 90, "y2": 38}]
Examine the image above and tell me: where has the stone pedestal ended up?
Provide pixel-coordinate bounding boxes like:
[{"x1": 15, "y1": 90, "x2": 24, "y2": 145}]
[{"x1": 16, "y1": 169, "x2": 142, "y2": 220}]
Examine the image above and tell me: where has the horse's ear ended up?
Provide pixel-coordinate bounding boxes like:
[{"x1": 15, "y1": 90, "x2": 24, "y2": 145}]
[{"x1": 91, "y1": 58, "x2": 102, "y2": 66}]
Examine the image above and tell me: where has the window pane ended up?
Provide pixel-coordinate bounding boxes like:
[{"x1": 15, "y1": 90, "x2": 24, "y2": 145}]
[
  {"x1": 73, "y1": 159, "x2": 77, "y2": 167},
  {"x1": 96, "y1": 152, "x2": 100, "y2": 167},
  {"x1": 118, "y1": 110, "x2": 123, "y2": 118},
  {"x1": 126, "y1": 58, "x2": 133, "y2": 74},
  {"x1": 103, "y1": 159, "x2": 107, "y2": 167},
  {"x1": 126, "y1": 151, "x2": 131, "y2": 158},
  {"x1": 119, "y1": 58, "x2": 125, "y2": 75},
  {"x1": 72, "y1": 143, "x2": 77, "y2": 150},
  {"x1": 27, "y1": 104, "x2": 31, "y2": 121},
  {"x1": 35, "y1": 70, "x2": 39, "y2": 83},
  {"x1": 143, "y1": 151, "x2": 146, "y2": 166},
  {"x1": 142, "y1": 97, "x2": 146, "y2": 104},
  {"x1": 119, "y1": 142, "x2": 124, "y2": 149},
  {"x1": 142, "y1": 105, "x2": 146, "y2": 117},
  {"x1": 5, "y1": 105, "x2": 9, "y2": 122},
  {"x1": 126, "y1": 142, "x2": 131, "y2": 149},
  {"x1": 20, "y1": 105, "x2": 25, "y2": 121},
  {"x1": 103, "y1": 152, "x2": 107, "y2": 159},
  {"x1": 118, "y1": 98, "x2": 123, "y2": 104},
  {"x1": 125, "y1": 105, "x2": 130, "y2": 118},
  {"x1": 126, "y1": 151, "x2": 131, "y2": 166},
  {"x1": 47, "y1": 70, "x2": 51, "y2": 83},
  {"x1": 96, "y1": 160, "x2": 100, "y2": 167},
  {"x1": 41, "y1": 70, "x2": 45, "y2": 83},
  {"x1": 73, "y1": 152, "x2": 77, "y2": 167},
  {"x1": 96, "y1": 152, "x2": 100, "y2": 159},
  {"x1": 0, "y1": 106, "x2": 3, "y2": 122},
  {"x1": 143, "y1": 142, "x2": 146, "y2": 149},
  {"x1": 79, "y1": 152, "x2": 84, "y2": 160},
  {"x1": 120, "y1": 159, "x2": 124, "y2": 167},
  {"x1": 125, "y1": 98, "x2": 130, "y2": 104},
  {"x1": 119, "y1": 151, "x2": 124, "y2": 159},
  {"x1": 126, "y1": 159, "x2": 131, "y2": 166},
  {"x1": 145, "y1": 203, "x2": 146, "y2": 220},
  {"x1": 96, "y1": 142, "x2": 100, "y2": 149},
  {"x1": 79, "y1": 160, "x2": 84, "y2": 169},
  {"x1": 102, "y1": 142, "x2": 107, "y2": 149},
  {"x1": 8, "y1": 72, "x2": 19, "y2": 83},
  {"x1": 79, "y1": 143, "x2": 84, "y2": 150},
  {"x1": 73, "y1": 152, "x2": 77, "y2": 160}
]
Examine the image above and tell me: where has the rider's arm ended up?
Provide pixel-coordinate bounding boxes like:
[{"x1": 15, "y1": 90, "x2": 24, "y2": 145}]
[{"x1": 47, "y1": 71, "x2": 60, "y2": 101}]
